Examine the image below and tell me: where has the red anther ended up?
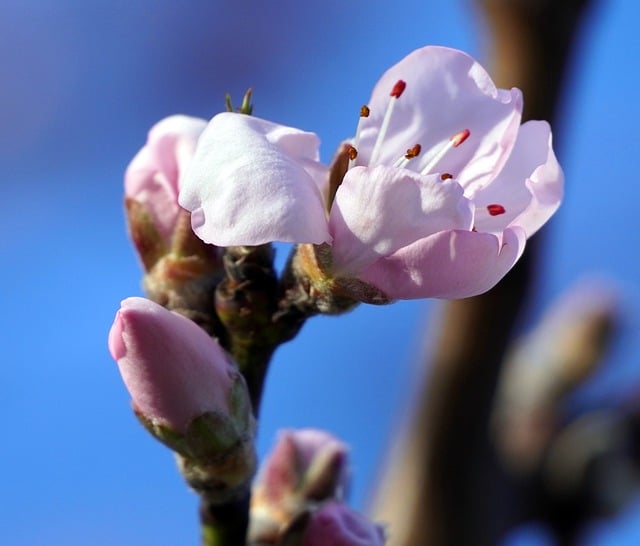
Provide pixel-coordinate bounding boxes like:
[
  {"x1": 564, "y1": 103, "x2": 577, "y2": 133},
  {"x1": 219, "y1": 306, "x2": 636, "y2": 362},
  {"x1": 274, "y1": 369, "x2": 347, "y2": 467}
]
[
  {"x1": 440, "y1": 173, "x2": 453, "y2": 180},
  {"x1": 451, "y1": 129, "x2": 471, "y2": 147},
  {"x1": 405, "y1": 144, "x2": 422, "y2": 159},
  {"x1": 360, "y1": 105, "x2": 370, "y2": 117},
  {"x1": 347, "y1": 145, "x2": 358, "y2": 160},
  {"x1": 390, "y1": 80, "x2": 407, "y2": 98},
  {"x1": 487, "y1": 204, "x2": 506, "y2": 216}
]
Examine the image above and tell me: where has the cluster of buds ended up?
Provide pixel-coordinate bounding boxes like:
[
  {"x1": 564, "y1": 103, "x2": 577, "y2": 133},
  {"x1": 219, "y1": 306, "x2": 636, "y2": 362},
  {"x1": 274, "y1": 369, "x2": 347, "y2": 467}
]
[{"x1": 110, "y1": 96, "x2": 385, "y2": 545}]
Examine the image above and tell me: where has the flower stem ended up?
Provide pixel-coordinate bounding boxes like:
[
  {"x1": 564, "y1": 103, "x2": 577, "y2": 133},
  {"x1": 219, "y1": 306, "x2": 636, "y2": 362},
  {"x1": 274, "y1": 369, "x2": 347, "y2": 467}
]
[
  {"x1": 200, "y1": 492, "x2": 250, "y2": 546},
  {"x1": 215, "y1": 244, "x2": 311, "y2": 413}
]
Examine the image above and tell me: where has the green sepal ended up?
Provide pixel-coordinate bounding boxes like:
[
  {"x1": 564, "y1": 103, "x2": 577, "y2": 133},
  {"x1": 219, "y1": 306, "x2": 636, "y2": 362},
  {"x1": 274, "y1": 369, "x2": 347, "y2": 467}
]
[
  {"x1": 229, "y1": 372, "x2": 254, "y2": 431},
  {"x1": 133, "y1": 407, "x2": 190, "y2": 454},
  {"x1": 239, "y1": 88, "x2": 254, "y2": 115},
  {"x1": 125, "y1": 197, "x2": 169, "y2": 271},
  {"x1": 225, "y1": 93, "x2": 234, "y2": 112}
]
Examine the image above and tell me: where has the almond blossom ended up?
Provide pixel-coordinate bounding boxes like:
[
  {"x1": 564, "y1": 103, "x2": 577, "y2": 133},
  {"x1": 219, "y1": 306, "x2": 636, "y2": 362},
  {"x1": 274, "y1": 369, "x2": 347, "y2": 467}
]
[{"x1": 179, "y1": 46, "x2": 563, "y2": 300}]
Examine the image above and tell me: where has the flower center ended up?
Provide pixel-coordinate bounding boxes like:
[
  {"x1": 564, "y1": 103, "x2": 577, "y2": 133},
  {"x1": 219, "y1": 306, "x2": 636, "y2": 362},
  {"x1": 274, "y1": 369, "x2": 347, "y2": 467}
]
[
  {"x1": 348, "y1": 80, "x2": 507, "y2": 220},
  {"x1": 350, "y1": 80, "x2": 473, "y2": 178}
]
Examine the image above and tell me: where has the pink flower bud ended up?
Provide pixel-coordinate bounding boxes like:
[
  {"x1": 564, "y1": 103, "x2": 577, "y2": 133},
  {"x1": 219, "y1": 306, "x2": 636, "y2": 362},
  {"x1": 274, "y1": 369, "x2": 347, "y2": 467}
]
[
  {"x1": 259, "y1": 429, "x2": 349, "y2": 502},
  {"x1": 108, "y1": 296, "x2": 239, "y2": 433},
  {"x1": 249, "y1": 429, "x2": 350, "y2": 543},
  {"x1": 303, "y1": 503, "x2": 386, "y2": 546},
  {"x1": 125, "y1": 115, "x2": 207, "y2": 244},
  {"x1": 109, "y1": 297, "x2": 257, "y2": 502}
]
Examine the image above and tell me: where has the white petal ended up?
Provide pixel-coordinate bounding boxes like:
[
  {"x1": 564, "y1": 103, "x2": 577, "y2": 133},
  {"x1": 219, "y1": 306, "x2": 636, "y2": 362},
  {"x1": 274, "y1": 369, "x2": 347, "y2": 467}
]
[{"x1": 179, "y1": 112, "x2": 331, "y2": 246}]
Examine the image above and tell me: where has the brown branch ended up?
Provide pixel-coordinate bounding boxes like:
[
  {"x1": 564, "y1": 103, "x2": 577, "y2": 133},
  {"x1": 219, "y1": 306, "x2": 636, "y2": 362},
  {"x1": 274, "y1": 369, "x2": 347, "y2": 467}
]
[{"x1": 371, "y1": 1, "x2": 593, "y2": 545}]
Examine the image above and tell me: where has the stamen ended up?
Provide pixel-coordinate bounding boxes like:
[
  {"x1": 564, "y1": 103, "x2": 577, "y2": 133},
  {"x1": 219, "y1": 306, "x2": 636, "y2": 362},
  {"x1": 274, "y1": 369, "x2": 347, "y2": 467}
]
[
  {"x1": 349, "y1": 105, "x2": 370, "y2": 168},
  {"x1": 393, "y1": 144, "x2": 422, "y2": 168},
  {"x1": 390, "y1": 80, "x2": 407, "y2": 98},
  {"x1": 451, "y1": 128, "x2": 470, "y2": 147},
  {"x1": 347, "y1": 145, "x2": 358, "y2": 161},
  {"x1": 370, "y1": 80, "x2": 407, "y2": 166},
  {"x1": 440, "y1": 173, "x2": 453, "y2": 180},
  {"x1": 420, "y1": 128, "x2": 471, "y2": 175},
  {"x1": 405, "y1": 144, "x2": 421, "y2": 159},
  {"x1": 487, "y1": 204, "x2": 506, "y2": 216}
]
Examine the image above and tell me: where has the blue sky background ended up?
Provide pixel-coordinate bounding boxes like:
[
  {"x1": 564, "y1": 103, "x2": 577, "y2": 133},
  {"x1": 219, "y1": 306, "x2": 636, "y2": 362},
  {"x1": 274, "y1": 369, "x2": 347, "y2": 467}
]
[{"x1": 2, "y1": 1, "x2": 640, "y2": 545}]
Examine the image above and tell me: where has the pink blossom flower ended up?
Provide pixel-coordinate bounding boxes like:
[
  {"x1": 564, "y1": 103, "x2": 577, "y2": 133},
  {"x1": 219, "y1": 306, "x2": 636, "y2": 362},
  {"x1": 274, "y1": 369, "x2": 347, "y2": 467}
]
[
  {"x1": 302, "y1": 503, "x2": 386, "y2": 546},
  {"x1": 179, "y1": 46, "x2": 563, "y2": 299},
  {"x1": 108, "y1": 296, "x2": 240, "y2": 432},
  {"x1": 126, "y1": 115, "x2": 207, "y2": 244}
]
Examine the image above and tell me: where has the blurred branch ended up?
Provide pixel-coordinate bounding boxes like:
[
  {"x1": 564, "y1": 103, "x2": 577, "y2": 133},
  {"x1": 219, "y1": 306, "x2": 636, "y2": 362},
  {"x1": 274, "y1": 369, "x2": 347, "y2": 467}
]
[
  {"x1": 492, "y1": 281, "x2": 623, "y2": 545},
  {"x1": 371, "y1": 1, "x2": 593, "y2": 545},
  {"x1": 200, "y1": 494, "x2": 251, "y2": 546},
  {"x1": 493, "y1": 282, "x2": 618, "y2": 477},
  {"x1": 481, "y1": 0, "x2": 593, "y2": 122}
]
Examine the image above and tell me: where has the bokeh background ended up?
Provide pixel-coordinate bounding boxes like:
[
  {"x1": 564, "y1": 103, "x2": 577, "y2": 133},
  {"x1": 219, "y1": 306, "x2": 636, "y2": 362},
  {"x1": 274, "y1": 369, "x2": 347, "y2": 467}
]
[{"x1": 2, "y1": 1, "x2": 639, "y2": 545}]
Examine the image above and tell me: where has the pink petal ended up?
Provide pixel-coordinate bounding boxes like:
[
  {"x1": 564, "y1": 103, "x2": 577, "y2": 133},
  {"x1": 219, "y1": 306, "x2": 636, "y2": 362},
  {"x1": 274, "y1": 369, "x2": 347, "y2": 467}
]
[
  {"x1": 355, "y1": 46, "x2": 522, "y2": 192},
  {"x1": 291, "y1": 429, "x2": 348, "y2": 472},
  {"x1": 258, "y1": 432, "x2": 300, "y2": 503},
  {"x1": 125, "y1": 115, "x2": 207, "y2": 242},
  {"x1": 179, "y1": 112, "x2": 331, "y2": 246},
  {"x1": 472, "y1": 121, "x2": 563, "y2": 236},
  {"x1": 359, "y1": 227, "x2": 526, "y2": 300},
  {"x1": 108, "y1": 297, "x2": 237, "y2": 432},
  {"x1": 329, "y1": 166, "x2": 474, "y2": 274}
]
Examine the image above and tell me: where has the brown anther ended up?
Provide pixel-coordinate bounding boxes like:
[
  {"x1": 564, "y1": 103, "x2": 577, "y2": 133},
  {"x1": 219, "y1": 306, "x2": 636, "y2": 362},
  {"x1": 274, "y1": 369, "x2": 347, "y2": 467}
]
[
  {"x1": 347, "y1": 146, "x2": 358, "y2": 161},
  {"x1": 360, "y1": 105, "x2": 370, "y2": 117},
  {"x1": 390, "y1": 80, "x2": 407, "y2": 98},
  {"x1": 487, "y1": 204, "x2": 506, "y2": 216},
  {"x1": 451, "y1": 128, "x2": 471, "y2": 147},
  {"x1": 405, "y1": 144, "x2": 422, "y2": 159},
  {"x1": 440, "y1": 173, "x2": 453, "y2": 180}
]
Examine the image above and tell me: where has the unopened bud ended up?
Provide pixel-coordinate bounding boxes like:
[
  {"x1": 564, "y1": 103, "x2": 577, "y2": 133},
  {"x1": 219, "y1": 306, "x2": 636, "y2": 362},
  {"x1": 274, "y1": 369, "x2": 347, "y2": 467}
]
[
  {"x1": 125, "y1": 115, "x2": 218, "y2": 269},
  {"x1": 125, "y1": 116, "x2": 223, "y2": 332},
  {"x1": 108, "y1": 297, "x2": 256, "y2": 503},
  {"x1": 249, "y1": 429, "x2": 350, "y2": 543}
]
